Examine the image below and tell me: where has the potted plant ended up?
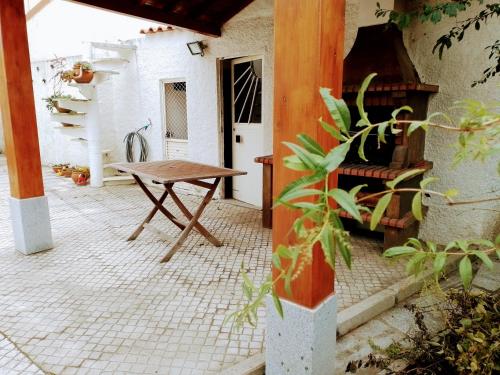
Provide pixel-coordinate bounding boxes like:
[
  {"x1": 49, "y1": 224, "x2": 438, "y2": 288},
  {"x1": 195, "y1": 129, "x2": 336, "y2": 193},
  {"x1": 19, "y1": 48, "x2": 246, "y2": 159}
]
[
  {"x1": 43, "y1": 93, "x2": 74, "y2": 114},
  {"x1": 60, "y1": 165, "x2": 75, "y2": 178},
  {"x1": 71, "y1": 166, "x2": 90, "y2": 184},
  {"x1": 70, "y1": 61, "x2": 94, "y2": 84},
  {"x1": 52, "y1": 163, "x2": 69, "y2": 174}
]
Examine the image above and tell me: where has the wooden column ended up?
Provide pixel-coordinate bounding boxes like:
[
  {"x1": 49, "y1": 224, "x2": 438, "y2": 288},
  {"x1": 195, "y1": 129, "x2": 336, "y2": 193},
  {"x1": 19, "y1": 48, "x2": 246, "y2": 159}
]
[
  {"x1": 0, "y1": 0, "x2": 45, "y2": 199},
  {"x1": 272, "y1": 0, "x2": 345, "y2": 308}
]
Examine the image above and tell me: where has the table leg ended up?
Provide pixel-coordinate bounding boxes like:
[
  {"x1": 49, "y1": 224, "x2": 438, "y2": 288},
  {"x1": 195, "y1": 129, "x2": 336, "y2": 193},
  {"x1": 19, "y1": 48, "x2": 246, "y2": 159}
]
[
  {"x1": 127, "y1": 189, "x2": 169, "y2": 241},
  {"x1": 161, "y1": 178, "x2": 221, "y2": 263},
  {"x1": 131, "y1": 175, "x2": 188, "y2": 235},
  {"x1": 164, "y1": 184, "x2": 223, "y2": 247}
]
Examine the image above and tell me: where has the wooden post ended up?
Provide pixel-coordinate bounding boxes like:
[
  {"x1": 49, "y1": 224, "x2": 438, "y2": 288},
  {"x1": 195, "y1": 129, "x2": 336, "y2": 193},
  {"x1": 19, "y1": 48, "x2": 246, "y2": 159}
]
[
  {"x1": 0, "y1": 0, "x2": 53, "y2": 254},
  {"x1": 266, "y1": 1, "x2": 345, "y2": 373},
  {"x1": 272, "y1": 0, "x2": 345, "y2": 308}
]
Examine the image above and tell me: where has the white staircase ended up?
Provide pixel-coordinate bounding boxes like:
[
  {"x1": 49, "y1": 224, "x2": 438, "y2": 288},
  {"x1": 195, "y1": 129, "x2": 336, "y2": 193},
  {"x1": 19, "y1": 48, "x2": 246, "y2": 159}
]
[{"x1": 50, "y1": 42, "x2": 136, "y2": 187}]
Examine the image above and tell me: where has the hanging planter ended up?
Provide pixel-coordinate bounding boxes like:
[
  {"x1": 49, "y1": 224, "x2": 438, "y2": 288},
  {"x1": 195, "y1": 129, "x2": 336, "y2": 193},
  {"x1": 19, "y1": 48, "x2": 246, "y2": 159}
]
[
  {"x1": 72, "y1": 61, "x2": 94, "y2": 84},
  {"x1": 60, "y1": 61, "x2": 94, "y2": 84}
]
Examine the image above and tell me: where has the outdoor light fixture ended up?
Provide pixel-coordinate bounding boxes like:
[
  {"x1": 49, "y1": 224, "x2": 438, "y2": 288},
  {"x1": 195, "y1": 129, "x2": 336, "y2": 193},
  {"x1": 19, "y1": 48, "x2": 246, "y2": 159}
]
[{"x1": 186, "y1": 41, "x2": 207, "y2": 56}]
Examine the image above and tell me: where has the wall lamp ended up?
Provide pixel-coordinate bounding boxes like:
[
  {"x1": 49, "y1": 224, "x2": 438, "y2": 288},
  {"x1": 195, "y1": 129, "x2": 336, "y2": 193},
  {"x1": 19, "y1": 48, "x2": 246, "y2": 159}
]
[{"x1": 186, "y1": 41, "x2": 207, "y2": 57}]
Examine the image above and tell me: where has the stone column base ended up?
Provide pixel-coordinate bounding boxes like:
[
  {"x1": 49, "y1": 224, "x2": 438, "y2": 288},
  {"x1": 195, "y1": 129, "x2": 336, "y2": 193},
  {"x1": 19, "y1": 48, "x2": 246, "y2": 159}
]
[
  {"x1": 266, "y1": 294, "x2": 337, "y2": 375},
  {"x1": 9, "y1": 196, "x2": 53, "y2": 255}
]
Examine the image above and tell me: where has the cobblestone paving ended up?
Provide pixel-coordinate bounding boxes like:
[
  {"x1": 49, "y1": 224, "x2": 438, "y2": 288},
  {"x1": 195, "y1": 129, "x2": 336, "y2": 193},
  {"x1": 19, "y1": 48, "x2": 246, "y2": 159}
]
[{"x1": 0, "y1": 158, "x2": 406, "y2": 374}]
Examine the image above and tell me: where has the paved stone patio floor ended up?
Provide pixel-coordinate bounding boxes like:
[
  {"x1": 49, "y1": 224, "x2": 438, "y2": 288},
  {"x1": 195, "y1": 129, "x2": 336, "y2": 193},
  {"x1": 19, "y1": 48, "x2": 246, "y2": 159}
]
[{"x1": 0, "y1": 158, "x2": 406, "y2": 374}]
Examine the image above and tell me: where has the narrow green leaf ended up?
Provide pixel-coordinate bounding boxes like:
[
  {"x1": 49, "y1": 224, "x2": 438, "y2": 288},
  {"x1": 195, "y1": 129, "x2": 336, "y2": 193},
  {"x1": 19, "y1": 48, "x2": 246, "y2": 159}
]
[
  {"x1": 276, "y1": 245, "x2": 292, "y2": 259},
  {"x1": 406, "y1": 238, "x2": 423, "y2": 249},
  {"x1": 243, "y1": 283, "x2": 253, "y2": 300},
  {"x1": 320, "y1": 88, "x2": 351, "y2": 134},
  {"x1": 328, "y1": 188, "x2": 362, "y2": 223},
  {"x1": 383, "y1": 246, "x2": 417, "y2": 258},
  {"x1": 319, "y1": 224, "x2": 335, "y2": 269},
  {"x1": 408, "y1": 122, "x2": 423, "y2": 135},
  {"x1": 472, "y1": 251, "x2": 493, "y2": 270},
  {"x1": 377, "y1": 121, "x2": 389, "y2": 145},
  {"x1": 297, "y1": 134, "x2": 325, "y2": 156},
  {"x1": 283, "y1": 142, "x2": 319, "y2": 170},
  {"x1": 426, "y1": 241, "x2": 437, "y2": 253},
  {"x1": 241, "y1": 270, "x2": 255, "y2": 290},
  {"x1": 277, "y1": 171, "x2": 326, "y2": 201},
  {"x1": 319, "y1": 119, "x2": 348, "y2": 142},
  {"x1": 433, "y1": 252, "x2": 447, "y2": 274},
  {"x1": 276, "y1": 188, "x2": 323, "y2": 206},
  {"x1": 386, "y1": 169, "x2": 425, "y2": 189},
  {"x1": 338, "y1": 238, "x2": 352, "y2": 269},
  {"x1": 370, "y1": 193, "x2": 393, "y2": 230},
  {"x1": 322, "y1": 143, "x2": 350, "y2": 172},
  {"x1": 412, "y1": 192, "x2": 423, "y2": 221},
  {"x1": 391, "y1": 105, "x2": 413, "y2": 118},
  {"x1": 349, "y1": 184, "x2": 367, "y2": 198},
  {"x1": 283, "y1": 155, "x2": 308, "y2": 171},
  {"x1": 272, "y1": 290, "x2": 284, "y2": 318},
  {"x1": 358, "y1": 130, "x2": 370, "y2": 161},
  {"x1": 420, "y1": 177, "x2": 438, "y2": 189},
  {"x1": 357, "y1": 73, "x2": 377, "y2": 123},
  {"x1": 406, "y1": 252, "x2": 428, "y2": 275},
  {"x1": 272, "y1": 253, "x2": 282, "y2": 270},
  {"x1": 290, "y1": 202, "x2": 324, "y2": 211},
  {"x1": 459, "y1": 256, "x2": 473, "y2": 289}
]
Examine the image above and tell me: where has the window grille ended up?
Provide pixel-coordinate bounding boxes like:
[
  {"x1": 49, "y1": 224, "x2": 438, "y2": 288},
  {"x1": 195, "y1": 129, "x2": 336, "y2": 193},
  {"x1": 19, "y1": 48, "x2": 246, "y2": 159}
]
[
  {"x1": 164, "y1": 81, "x2": 188, "y2": 140},
  {"x1": 233, "y1": 59, "x2": 262, "y2": 124}
]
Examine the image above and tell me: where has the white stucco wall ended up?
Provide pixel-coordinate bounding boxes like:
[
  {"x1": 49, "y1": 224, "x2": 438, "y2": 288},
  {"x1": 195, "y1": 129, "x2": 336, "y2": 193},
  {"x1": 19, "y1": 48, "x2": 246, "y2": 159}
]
[
  {"x1": 28, "y1": 0, "x2": 497, "y2": 242},
  {"x1": 118, "y1": 0, "x2": 275, "y2": 168},
  {"x1": 402, "y1": 1, "x2": 500, "y2": 243}
]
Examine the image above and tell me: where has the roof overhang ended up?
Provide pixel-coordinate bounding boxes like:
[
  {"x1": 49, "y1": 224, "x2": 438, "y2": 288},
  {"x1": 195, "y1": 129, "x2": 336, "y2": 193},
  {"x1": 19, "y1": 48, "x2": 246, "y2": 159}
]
[{"x1": 66, "y1": 0, "x2": 255, "y2": 37}]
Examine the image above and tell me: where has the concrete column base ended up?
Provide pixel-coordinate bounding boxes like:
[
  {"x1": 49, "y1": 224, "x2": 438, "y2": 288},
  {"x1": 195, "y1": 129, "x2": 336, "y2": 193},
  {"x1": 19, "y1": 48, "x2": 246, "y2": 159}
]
[
  {"x1": 266, "y1": 294, "x2": 337, "y2": 375},
  {"x1": 9, "y1": 196, "x2": 53, "y2": 255}
]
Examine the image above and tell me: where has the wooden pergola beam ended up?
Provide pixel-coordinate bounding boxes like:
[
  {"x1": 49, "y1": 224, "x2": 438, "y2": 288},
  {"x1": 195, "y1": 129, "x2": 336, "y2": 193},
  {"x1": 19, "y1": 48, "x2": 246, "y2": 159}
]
[
  {"x1": 0, "y1": 0, "x2": 45, "y2": 199},
  {"x1": 67, "y1": 0, "x2": 222, "y2": 37},
  {"x1": 26, "y1": 0, "x2": 52, "y2": 21},
  {"x1": 272, "y1": 0, "x2": 345, "y2": 308},
  {"x1": 0, "y1": 0, "x2": 53, "y2": 255}
]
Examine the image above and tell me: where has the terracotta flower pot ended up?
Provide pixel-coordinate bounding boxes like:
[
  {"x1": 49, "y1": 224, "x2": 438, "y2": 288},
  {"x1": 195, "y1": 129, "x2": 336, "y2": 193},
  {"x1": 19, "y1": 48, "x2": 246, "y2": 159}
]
[
  {"x1": 62, "y1": 168, "x2": 74, "y2": 178},
  {"x1": 71, "y1": 170, "x2": 89, "y2": 184},
  {"x1": 54, "y1": 102, "x2": 71, "y2": 114},
  {"x1": 73, "y1": 69, "x2": 94, "y2": 84}
]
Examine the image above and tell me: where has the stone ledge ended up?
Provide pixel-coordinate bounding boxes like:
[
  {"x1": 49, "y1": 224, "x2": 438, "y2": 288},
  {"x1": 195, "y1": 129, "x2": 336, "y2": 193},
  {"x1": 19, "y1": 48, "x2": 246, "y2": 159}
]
[{"x1": 219, "y1": 353, "x2": 265, "y2": 375}]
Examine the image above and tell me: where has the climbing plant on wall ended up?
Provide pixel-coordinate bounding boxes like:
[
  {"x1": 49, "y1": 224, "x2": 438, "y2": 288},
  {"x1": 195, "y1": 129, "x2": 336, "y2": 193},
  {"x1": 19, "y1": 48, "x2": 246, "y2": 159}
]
[{"x1": 375, "y1": 0, "x2": 500, "y2": 86}]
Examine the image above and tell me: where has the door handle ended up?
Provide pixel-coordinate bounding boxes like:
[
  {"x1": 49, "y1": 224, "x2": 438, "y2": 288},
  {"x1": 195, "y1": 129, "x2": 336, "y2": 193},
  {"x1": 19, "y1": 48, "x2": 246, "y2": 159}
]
[{"x1": 236, "y1": 135, "x2": 242, "y2": 143}]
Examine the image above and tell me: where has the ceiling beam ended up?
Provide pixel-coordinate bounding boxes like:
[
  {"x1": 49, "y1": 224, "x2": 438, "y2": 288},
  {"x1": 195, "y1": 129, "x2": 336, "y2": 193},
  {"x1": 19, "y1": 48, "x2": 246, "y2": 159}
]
[
  {"x1": 67, "y1": 0, "x2": 222, "y2": 37},
  {"x1": 26, "y1": 0, "x2": 52, "y2": 21}
]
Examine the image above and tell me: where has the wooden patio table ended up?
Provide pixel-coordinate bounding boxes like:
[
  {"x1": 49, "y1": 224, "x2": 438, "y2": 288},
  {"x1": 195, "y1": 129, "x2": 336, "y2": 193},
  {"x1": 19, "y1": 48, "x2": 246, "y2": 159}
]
[{"x1": 110, "y1": 160, "x2": 246, "y2": 263}]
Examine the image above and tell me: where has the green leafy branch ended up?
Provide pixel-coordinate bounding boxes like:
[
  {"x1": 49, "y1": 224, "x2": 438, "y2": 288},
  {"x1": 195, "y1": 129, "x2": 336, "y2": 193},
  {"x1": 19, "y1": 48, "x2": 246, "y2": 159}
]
[
  {"x1": 227, "y1": 73, "x2": 499, "y2": 329},
  {"x1": 375, "y1": 1, "x2": 500, "y2": 86}
]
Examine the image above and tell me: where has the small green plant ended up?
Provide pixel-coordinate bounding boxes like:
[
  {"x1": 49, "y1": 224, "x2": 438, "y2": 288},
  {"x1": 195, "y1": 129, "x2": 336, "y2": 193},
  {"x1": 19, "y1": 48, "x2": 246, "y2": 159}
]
[
  {"x1": 73, "y1": 61, "x2": 93, "y2": 70},
  {"x1": 42, "y1": 93, "x2": 73, "y2": 112},
  {"x1": 375, "y1": 1, "x2": 500, "y2": 86},
  {"x1": 346, "y1": 288, "x2": 500, "y2": 374},
  {"x1": 227, "y1": 73, "x2": 499, "y2": 329}
]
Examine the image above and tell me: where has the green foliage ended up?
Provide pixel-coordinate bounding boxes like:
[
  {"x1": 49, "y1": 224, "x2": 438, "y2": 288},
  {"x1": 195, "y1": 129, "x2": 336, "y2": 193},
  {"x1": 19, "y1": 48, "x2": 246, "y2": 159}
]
[
  {"x1": 384, "y1": 237, "x2": 498, "y2": 289},
  {"x1": 42, "y1": 93, "x2": 73, "y2": 112},
  {"x1": 346, "y1": 288, "x2": 500, "y2": 374},
  {"x1": 375, "y1": 1, "x2": 500, "y2": 86},
  {"x1": 228, "y1": 73, "x2": 499, "y2": 329}
]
